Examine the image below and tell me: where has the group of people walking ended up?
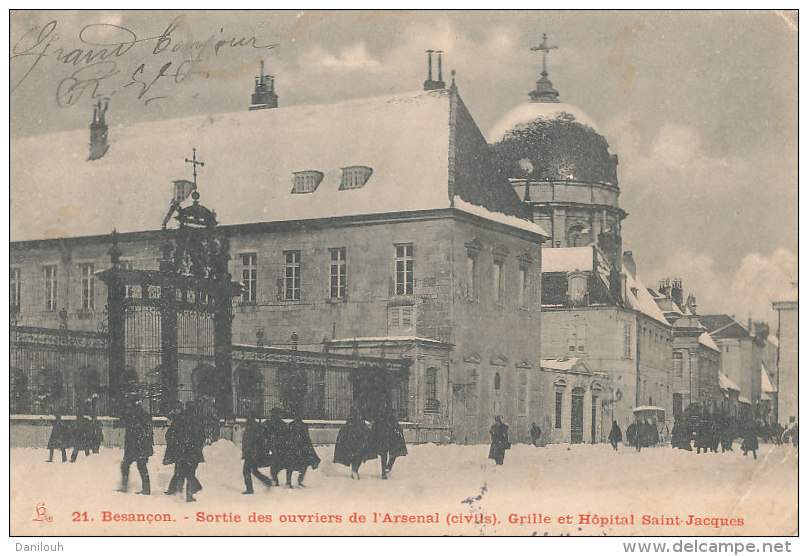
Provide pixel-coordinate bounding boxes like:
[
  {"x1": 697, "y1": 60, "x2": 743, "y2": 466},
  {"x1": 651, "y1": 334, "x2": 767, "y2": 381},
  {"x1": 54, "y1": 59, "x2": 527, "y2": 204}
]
[
  {"x1": 241, "y1": 408, "x2": 320, "y2": 493},
  {"x1": 333, "y1": 403, "x2": 408, "y2": 479},
  {"x1": 46, "y1": 411, "x2": 103, "y2": 463},
  {"x1": 671, "y1": 414, "x2": 762, "y2": 459}
]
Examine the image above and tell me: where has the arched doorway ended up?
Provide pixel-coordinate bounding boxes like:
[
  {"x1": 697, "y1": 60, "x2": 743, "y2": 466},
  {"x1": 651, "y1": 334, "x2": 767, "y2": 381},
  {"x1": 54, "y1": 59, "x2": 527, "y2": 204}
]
[
  {"x1": 567, "y1": 224, "x2": 589, "y2": 247},
  {"x1": 571, "y1": 386, "x2": 585, "y2": 443}
]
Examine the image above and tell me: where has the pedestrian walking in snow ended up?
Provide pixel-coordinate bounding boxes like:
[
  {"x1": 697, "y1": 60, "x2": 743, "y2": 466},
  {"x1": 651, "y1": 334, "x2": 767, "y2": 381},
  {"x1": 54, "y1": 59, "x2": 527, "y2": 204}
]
[
  {"x1": 118, "y1": 400, "x2": 153, "y2": 495},
  {"x1": 608, "y1": 420, "x2": 622, "y2": 450},
  {"x1": 741, "y1": 421, "x2": 759, "y2": 460},
  {"x1": 70, "y1": 413, "x2": 91, "y2": 462},
  {"x1": 163, "y1": 407, "x2": 185, "y2": 495},
  {"x1": 488, "y1": 416, "x2": 510, "y2": 465},
  {"x1": 241, "y1": 414, "x2": 273, "y2": 494},
  {"x1": 90, "y1": 412, "x2": 103, "y2": 454},
  {"x1": 370, "y1": 402, "x2": 407, "y2": 479},
  {"x1": 626, "y1": 421, "x2": 638, "y2": 450},
  {"x1": 671, "y1": 416, "x2": 692, "y2": 450},
  {"x1": 46, "y1": 414, "x2": 70, "y2": 462},
  {"x1": 529, "y1": 422, "x2": 542, "y2": 447},
  {"x1": 263, "y1": 408, "x2": 292, "y2": 486},
  {"x1": 178, "y1": 402, "x2": 206, "y2": 502},
  {"x1": 285, "y1": 414, "x2": 321, "y2": 487},
  {"x1": 719, "y1": 416, "x2": 734, "y2": 452},
  {"x1": 333, "y1": 406, "x2": 375, "y2": 479}
]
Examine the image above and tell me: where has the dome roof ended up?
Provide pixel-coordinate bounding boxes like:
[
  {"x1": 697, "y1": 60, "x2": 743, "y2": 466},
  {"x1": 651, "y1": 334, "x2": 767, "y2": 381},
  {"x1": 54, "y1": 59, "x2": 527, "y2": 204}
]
[
  {"x1": 487, "y1": 102, "x2": 602, "y2": 143},
  {"x1": 488, "y1": 100, "x2": 618, "y2": 186}
]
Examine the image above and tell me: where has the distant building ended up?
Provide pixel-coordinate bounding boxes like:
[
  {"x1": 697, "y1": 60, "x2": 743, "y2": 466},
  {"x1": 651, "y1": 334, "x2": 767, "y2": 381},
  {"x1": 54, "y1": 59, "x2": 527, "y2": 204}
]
[{"x1": 773, "y1": 287, "x2": 798, "y2": 425}]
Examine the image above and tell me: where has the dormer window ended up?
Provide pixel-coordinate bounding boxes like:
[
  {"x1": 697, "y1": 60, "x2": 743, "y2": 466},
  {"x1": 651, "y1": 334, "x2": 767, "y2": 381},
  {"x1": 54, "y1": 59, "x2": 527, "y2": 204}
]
[
  {"x1": 292, "y1": 170, "x2": 323, "y2": 194},
  {"x1": 340, "y1": 166, "x2": 373, "y2": 190}
]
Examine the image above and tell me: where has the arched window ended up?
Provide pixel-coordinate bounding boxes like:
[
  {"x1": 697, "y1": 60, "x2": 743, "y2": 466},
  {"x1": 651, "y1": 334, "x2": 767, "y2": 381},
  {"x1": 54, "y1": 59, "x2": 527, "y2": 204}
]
[
  {"x1": 567, "y1": 224, "x2": 589, "y2": 247},
  {"x1": 494, "y1": 372, "x2": 501, "y2": 391},
  {"x1": 425, "y1": 367, "x2": 439, "y2": 413}
]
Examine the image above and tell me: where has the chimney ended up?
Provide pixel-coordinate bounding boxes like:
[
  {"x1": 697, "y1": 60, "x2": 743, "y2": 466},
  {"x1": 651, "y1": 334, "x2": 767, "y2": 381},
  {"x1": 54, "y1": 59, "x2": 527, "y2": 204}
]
[
  {"x1": 249, "y1": 59, "x2": 278, "y2": 110},
  {"x1": 671, "y1": 278, "x2": 683, "y2": 308},
  {"x1": 423, "y1": 50, "x2": 446, "y2": 91},
  {"x1": 88, "y1": 98, "x2": 109, "y2": 160}
]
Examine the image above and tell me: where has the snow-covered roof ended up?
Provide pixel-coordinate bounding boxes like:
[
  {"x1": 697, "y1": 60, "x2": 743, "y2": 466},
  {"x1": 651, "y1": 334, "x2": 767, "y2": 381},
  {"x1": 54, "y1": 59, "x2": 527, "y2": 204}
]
[
  {"x1": 761, "y1": 363, "x2": 776, "y2": 393},
  {"x1": 698, "y1": 331, "x2": 720, "y2": 352},
  {"x1": 453, "y1": 197, "x2": 548, "y2": 237},
  {"x1": 487, "y1": 102, "x2": 602, "y2": 143},
  {"x1": 738, "y1": 396, "x2": 751, "y2": 405},
  {"x1": 541, "y1": 246, "x2": 593, "y2": 273},
  {"x1": 12, "y1": 89, "x2": 510, "y2": 242},
  {"x1": 633, "y1": 406, "x2": 665, "y2": 413},
  {"x1": 719, "y1": 372, "x2": 741, "y2": 392},
  {"x1": 625, "y1": 272, "x2": 670, "y2": 326}
]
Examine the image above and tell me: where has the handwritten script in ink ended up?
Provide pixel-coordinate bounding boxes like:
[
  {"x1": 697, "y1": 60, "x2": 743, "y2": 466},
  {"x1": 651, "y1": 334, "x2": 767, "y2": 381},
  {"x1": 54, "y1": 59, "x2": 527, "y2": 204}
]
[{"x1": 10, "y1": 16, "x2": 278, "y2": 107}]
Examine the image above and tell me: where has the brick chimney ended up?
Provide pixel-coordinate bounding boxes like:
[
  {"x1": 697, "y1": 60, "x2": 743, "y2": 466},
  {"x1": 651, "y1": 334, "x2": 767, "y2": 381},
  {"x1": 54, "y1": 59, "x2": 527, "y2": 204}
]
[
  {"x1": 249, "y1": 60, "x2": 278, "y2": 111},
  {"x1": 671, "y1": 278, "x2": 683, "y2": 308},
  {"x1": 88, "y1": 98, "x2": 109, "y2": 160},
  {"x1": 423, "y1": 50, "x2": 446, "y2": 91}
]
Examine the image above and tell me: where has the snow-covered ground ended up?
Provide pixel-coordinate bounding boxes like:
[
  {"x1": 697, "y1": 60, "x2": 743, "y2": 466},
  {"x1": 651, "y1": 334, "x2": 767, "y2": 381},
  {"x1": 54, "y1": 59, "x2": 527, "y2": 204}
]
[{"x1": 11, "y1": 440, "x2": 796, "y2": 536}]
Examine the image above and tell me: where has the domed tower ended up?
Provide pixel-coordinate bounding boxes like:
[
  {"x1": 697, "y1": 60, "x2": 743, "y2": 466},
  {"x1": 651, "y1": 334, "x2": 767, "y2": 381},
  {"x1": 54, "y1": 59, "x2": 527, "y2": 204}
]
[{"x1": 489, "y1": 34, "x2": 626, "y2": 270}]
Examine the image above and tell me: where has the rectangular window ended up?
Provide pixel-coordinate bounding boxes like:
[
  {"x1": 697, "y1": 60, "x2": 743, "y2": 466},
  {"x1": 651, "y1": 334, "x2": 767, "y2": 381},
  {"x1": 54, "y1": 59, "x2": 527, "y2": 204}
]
[
  {"x1": 425, "y1": 367, "x2": 439, "y2": 413},
  {"x1": 10, "y1": 267, "x2": 21, "y2": 311},
  {"x1": 623, "y1": 322, "x2": 632, "y2": 358},
  {"x1": 467, "y1": 255, "x2": 477, "y2": 299},
  {"x1": 43, "y1": 265, "x2": 57, "y2": 311},
  {"x1": 80, "y1": 263, "x2": 94, "y2": 310},
  {"x1": 329, "y1": 248, "x2": 346, "y2": 299},
  {"x1": 284, "y1": 251, "x2": 300, "y2": 300},
  {"x1": 673, "y1": 352, "x2": 683, "y2": 378},
  {"x1": 395, "y1": 244, "x2": 414, "y2": 295},
  {"x1": 555, "y1": 391, "x2": 563, "y2": 428},
  {"x1": 493, "y1": 260, "x2": 503, "y2": 303},
  {"x1": 567, "y1": 323, "x2": 586, "y2": 353},
  {"x1": 120, "y1": 260, "x2": 138, "y2": 298},
  {"x1": 241, "y1": 253, "x2": 257, "y2": 303},
  {"x1": 388, "y1": 304, "x2": 414, "y2": 335},
  {"x1": 517, "y1": 266, "x2": 528, "y2": 306}
]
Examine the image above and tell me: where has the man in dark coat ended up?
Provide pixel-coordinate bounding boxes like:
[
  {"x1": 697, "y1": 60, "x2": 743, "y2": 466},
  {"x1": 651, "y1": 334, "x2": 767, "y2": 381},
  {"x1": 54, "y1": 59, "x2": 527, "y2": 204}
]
[
  {"x1": 626, "y1": 421, "x2": 638, "y2": 449},
  {"x1": 163, "y1": 408, "x2": 184, "y2": 495},
  {"x1": 176, "y1": 402, "x2": 206, "y2": 502},
  {"x1": 608, "y1": 420, "x2": 622, "y2": 451},
  {"x1": 118, "y1": 401, "x2": 154, "y2": 495},
  {"x1": 285, "y1": 415, "x2": 321, "y2": 487},
  {"x1": 70, "y1": 413, "x2": 92, "y2": 462},
  {"x1": 488, "y1": 416, "x2": 510, "y2": 465},
  {"x1": 90, "y1": 412, "x2": 103, "y2": 454},
  {"x1": 529, "y1": 422, "x2": 542, "y2": 447},
  {"x1": 46, "y1": 414, "x2": 70, "y2": 462},
  {"x1": 263, "y1": 408, "x2": 292, "y2": 486},
  {"x1": 741, "y1": 421, "x2": 759, "y2": 460},
  {"x1": 241, "y1": 415, "x2": 273, "y2": 494},
  {"x1": 370, "y1": 403, "x2": 407, "y2": 479},
  {"x1": 334, "y1": 406, "x2": 375, "y2": 479}
]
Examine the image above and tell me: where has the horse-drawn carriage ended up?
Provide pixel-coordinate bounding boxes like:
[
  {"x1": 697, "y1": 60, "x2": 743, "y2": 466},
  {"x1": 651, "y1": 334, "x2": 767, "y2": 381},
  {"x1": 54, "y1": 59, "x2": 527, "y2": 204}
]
[{"x1": 632, "y1": 406, "x2": 670, "y2": 446}]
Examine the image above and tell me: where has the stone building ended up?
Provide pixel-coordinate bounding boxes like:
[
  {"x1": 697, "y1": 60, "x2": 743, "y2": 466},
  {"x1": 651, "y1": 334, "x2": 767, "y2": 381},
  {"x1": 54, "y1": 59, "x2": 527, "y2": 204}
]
[
  {"x1": 10, "y1": 59, "x2": 549, "y2": 443},
  {"x1": 773, "y1": 288, "x2": 798, "y2": 425},
  {"x1": 669, "y1": 316, "x2": 721, "y2": 416},
  {"x1": 486, "y1": 40, "x2": 672, "y2": 435}
]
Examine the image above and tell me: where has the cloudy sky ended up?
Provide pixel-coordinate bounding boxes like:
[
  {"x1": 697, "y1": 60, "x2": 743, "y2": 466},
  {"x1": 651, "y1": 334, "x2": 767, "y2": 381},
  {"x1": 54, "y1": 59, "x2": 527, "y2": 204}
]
[{"x1": 10, "y1": 10, "x2": 797, "y2": 323}]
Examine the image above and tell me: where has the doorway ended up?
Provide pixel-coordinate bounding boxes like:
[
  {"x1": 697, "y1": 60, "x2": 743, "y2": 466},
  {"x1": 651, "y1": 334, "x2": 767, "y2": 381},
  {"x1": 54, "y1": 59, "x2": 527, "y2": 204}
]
[{"x1": 571, "y1": 387, "x2": 585, "y2": 443}]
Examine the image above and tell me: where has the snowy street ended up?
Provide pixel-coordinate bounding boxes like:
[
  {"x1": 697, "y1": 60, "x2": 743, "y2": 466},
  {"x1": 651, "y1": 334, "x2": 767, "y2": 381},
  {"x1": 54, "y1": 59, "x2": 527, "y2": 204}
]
[{"x1": 12, "y1": 440, "x2": 797, "y2": 536}]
